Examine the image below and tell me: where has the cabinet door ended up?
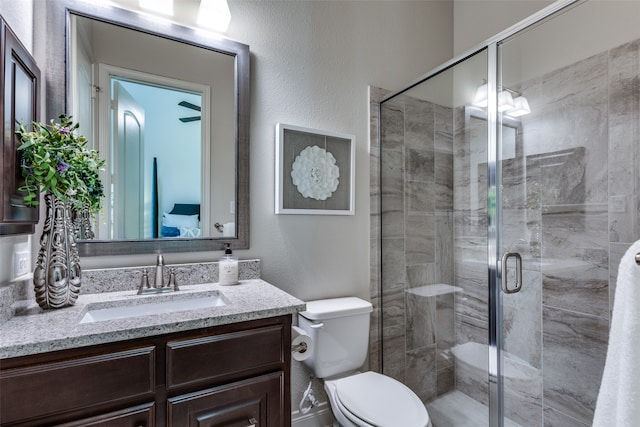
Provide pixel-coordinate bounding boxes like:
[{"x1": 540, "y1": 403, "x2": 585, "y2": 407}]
[
  {"x1": 57, "y1": 402, "x2": 155, "y2": 427},
  {"x1": 0, "y1": 16, "x2": 40, "y2": 235},
  {"x1": 0, "y1": 345, "x2": 156, "y2": 425},
  {"x1": 167, "y1": 372, "x2": 284, "y2": 427}
]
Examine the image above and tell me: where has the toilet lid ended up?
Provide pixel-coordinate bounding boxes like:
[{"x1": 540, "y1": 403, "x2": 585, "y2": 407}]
[{"x1": 334, "y1": 372, "x2": 429, "y2": 427}]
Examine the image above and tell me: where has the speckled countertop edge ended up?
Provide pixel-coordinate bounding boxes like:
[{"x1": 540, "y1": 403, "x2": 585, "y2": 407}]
[{"x1": 0, "y1": 279, "x2": 305, "y2": 359}]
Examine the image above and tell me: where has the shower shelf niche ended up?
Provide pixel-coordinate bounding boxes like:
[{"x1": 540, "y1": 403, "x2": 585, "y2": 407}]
[{"x1": 405, "y1": 284, "x2": 463, "y2": 298}]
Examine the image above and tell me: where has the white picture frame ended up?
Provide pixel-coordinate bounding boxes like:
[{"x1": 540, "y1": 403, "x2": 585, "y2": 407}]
[{"x1": 275, "y1": 123, "x2": 355, "y2": 215}]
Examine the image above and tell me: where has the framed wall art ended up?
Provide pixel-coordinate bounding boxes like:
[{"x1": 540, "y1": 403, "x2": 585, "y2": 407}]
[{"x1": 275, "y1": 123, "x2": 355, "y2": 215}]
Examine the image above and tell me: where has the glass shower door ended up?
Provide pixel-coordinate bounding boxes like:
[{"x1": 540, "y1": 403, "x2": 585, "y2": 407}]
[
  {"x1": 379, "y1": 48, "x2": 502, "y2": 426},
  {"x1": 497, "y1": 2, "x2": 640, "y2": 425}
]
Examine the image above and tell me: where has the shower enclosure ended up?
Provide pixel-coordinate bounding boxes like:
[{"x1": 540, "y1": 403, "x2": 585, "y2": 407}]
[{"x1": 372, "y1": 1, "x2": 640, "y2": 425}]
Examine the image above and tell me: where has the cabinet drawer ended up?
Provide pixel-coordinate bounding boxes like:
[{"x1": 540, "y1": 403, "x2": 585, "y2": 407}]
[
  {"x1": 57, "y1": 402, "x2": 155, "y2": 427},
  {"x1": 0, "y1": 346, "x2": 156, "y2": 425},
  {"x1": 166, "y1": 324, "x2": 284, "y2": 390},
  {"x1": 167, "y1": 371, "x2": 284, "y2": 427}
]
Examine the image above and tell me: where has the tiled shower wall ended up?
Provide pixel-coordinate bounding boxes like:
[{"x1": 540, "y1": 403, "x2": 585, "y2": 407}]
[
  {"x1": 370, "y1": 87, "x2": 456, "y2": 403},
  {"x1": 369, "y1": 37, "x2": 640, "y2": 426}
]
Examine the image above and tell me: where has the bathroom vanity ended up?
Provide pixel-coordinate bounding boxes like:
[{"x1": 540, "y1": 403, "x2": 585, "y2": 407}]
[{"x1": 0, "y1": 280, "x2": 305, "y2": 426}]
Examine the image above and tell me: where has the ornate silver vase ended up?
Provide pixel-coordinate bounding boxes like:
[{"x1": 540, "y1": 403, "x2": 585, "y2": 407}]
[{"x1": 33, "y1": 192, "x2": 82, "y2": 309}]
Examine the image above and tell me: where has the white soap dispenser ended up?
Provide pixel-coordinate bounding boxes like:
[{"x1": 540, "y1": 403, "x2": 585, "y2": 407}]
[{"x1": 219, "y1": 243, "x2": 239, "y2": 285}]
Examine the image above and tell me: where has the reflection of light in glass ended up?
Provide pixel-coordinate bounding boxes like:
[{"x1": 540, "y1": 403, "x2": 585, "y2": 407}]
[
  {"x1": 497, "y1": 90, "x2": 515, "y2": 112},
  {"x1": 197, "y1": 0, "x2": 232, "y2": 33},
  {"x1": 506, "y1": 96, "x2": 531, "y2": 117},
  {"x1": 138, "y1": 0, "x2": 173, "y2": 16},
  {"x1": 472, "y1": 82, "x2": 531, "y2": 117},
  {"x1": 472, "y1": 83, "x2": 488, "y2": 108}
]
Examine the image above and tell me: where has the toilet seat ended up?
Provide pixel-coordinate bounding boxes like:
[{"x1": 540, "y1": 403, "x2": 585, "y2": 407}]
[{"x1": 330, "y1": 371, "x2": 430, "y2": 427}]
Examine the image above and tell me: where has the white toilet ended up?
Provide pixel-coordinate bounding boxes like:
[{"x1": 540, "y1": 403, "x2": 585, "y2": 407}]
[{"x1": 298, "y1": 297, "x2": 432, "y2": 427}]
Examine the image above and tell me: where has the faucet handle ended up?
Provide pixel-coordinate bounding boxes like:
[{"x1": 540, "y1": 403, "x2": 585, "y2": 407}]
[
  {"x1": 168, "y1": 268, "x2": 179, "y2": 291},
  {"x1": 137, "y1": 269, "x2": 150, "y2": 294},
  {"x1": 157, "y1": 254, "x2": 164, "y2": 266}
]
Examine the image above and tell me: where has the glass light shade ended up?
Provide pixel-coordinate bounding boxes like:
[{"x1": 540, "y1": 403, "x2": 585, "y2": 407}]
[
  {"x1": 472, "y1": 83, "x2": 488, "y2": 108},
  {"x1": 497, "y1": 90, "x2": 515, "y2": 112},
  {"x1": 138, "y1": 0, "x2": 173, "y2": 15},
  {"x1": 506, "y1": 96, "x2": 531, "y2": 117},
  {"x1": 197, "y1": 0, "x2": 232, "y2": 33}
]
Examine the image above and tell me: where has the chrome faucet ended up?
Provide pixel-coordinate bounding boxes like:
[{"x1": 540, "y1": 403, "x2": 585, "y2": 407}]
[{"x1": 155, "y1": 254, "x2": 165, "y2": 288}]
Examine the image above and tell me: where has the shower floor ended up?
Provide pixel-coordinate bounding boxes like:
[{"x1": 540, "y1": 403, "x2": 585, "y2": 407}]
[{"x1": 426, "y1": 391, "x2": 521, "y2": 427}]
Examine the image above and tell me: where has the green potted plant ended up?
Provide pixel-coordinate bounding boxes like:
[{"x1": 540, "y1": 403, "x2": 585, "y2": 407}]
[
  {"x1": 16, "y1": 115, "x2": 105, "y2": 213},
  {"x1": 16, "y1": 115, "x2": 105, "y2": 309}
]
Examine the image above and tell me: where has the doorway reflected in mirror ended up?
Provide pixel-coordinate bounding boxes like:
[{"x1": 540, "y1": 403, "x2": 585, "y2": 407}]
[{"x1": 105, "y1": 77, "x2": 204, "y2": 240}]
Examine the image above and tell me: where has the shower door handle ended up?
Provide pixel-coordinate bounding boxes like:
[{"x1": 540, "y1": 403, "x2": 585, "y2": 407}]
[{"x1": 500, "y1": 252, "x2": 523, "y2": 294}]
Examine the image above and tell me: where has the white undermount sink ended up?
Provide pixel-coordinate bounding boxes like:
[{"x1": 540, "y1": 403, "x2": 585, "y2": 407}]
[{"x1": 78, "y1": 291, "x2": 228, "y2": 324}]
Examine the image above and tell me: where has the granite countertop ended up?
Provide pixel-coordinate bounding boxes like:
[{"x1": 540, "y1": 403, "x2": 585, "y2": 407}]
[{"x1": 0, "y1": 279, "x2": 305, "y2": 359}]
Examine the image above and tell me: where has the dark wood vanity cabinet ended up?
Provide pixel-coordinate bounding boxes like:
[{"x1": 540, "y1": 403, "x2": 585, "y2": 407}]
[{"x1": 0, "y1": 315, "x2": 292, "y2": 427}]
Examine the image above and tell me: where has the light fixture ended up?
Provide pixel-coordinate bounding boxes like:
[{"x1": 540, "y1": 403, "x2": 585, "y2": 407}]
[
  {"x1": 197, "y1": 0, "x2": 232, "y2": 33},
  {"x1": 472, "y1": 81, "x2": 531, "y2": 117},
  {"x1": 138, "y1": 0, "x2": 173, "y2": 16},
  {"x1": 506, "y1": 96, "x2": 531, "y2": 117},
  {"x1": 472, "y1": 82, "x2": 488, "y2": 108},
  {"x1": 497, "y1": 90, "x2": 515, "y2": 112}
]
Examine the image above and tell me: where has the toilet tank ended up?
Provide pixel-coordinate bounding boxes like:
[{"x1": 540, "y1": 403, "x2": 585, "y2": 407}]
[{"x1": 298, "y1": 297, "x2": 373, "y2": 379}]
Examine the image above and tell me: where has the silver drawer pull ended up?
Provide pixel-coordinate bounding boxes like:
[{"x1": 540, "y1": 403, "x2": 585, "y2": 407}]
[
  {"x1": 501, "y1": 252, "x2": 522, "y2": 294},
  {"x1": 248, "y1": 417, "x2": 257, "y2": 427}
]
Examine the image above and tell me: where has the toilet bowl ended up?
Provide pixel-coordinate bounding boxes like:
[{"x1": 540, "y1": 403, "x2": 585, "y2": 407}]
[
  {"x1": 325, "y1": 371, "x2": 432, "y2": 427},
  {"x1": 298, "y1": 297, "x2": 431, "y2": 427}
]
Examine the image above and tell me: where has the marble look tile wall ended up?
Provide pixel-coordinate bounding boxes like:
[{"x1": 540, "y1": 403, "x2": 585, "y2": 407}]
[
  {"x1": 374, "y1": 89, "x2": 456, "y2": 402},
  {"x1": 451, "y1": 107, "x2": 492, "y2": 408},
  {"x1": 516, "y1": 41, "x2": 639, "y2": 424},
  {"x1": 369, "y1": 86, "x2": 387, "y2": 373}
]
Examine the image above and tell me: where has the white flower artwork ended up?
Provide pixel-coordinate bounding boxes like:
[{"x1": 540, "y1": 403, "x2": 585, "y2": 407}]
[
  {"x1": 290, "y1": 145, "x2": 340, "y2": 200},
  {"x1": 275, "y1": 123, "x2": 354, "y2": 215}
]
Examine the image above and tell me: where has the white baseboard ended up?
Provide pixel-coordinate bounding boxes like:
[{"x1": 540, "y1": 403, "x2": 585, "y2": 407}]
[{"x1": 292, "y1": 402, "x2": 334, "y2": 427}]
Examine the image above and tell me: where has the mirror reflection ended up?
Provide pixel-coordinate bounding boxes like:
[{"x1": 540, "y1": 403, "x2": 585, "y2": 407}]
[
  {"x1": 110, "y1": 78, "x2": 203, "y2": 240},
  {"x1": 70, "y1": 14, "x2": 236, "y2": 241}
]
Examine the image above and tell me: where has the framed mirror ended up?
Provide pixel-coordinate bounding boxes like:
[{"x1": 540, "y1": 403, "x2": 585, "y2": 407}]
[{"x1": 45, "y1": 0, "x2": 249, "y2": 256}]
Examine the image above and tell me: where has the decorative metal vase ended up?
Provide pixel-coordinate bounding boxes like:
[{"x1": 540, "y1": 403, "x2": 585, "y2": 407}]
[
  {"x1": 33, "y1": 192, "x2": 82, "y2": 309},
  {"x1": 73, "y1": 202, "x2": 95, "y2": 240}
]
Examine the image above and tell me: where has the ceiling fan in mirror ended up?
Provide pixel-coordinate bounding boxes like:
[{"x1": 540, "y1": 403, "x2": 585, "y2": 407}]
[{"x1": 178, "y1": 100, "x2": 201, "y2": 122}]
